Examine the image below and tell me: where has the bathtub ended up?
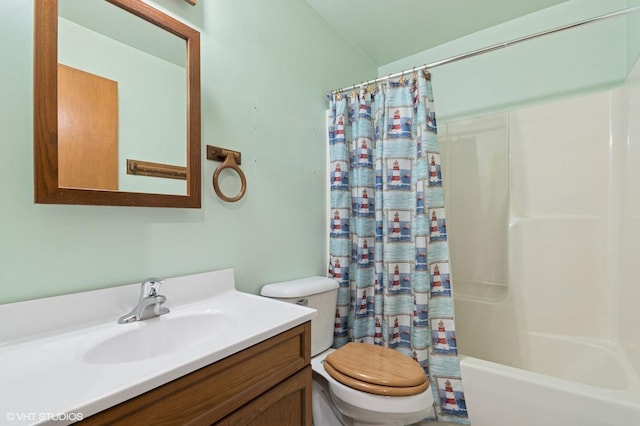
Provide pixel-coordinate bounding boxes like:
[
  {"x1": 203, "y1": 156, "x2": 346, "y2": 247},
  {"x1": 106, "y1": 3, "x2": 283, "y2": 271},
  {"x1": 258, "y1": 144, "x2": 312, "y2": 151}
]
[{"x1": 458, "y1": 331, "x2": 640, "y2": 426}]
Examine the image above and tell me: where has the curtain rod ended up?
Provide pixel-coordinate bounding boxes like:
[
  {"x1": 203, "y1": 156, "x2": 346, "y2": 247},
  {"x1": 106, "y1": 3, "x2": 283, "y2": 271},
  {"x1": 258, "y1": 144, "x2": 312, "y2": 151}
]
[{"x1": 329, "y1": 5, "x2": 640, "y2": 95}]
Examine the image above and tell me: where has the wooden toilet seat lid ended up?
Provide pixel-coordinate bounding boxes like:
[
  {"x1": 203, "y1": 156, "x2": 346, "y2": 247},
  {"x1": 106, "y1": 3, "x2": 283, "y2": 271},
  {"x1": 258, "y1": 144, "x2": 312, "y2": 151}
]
[{"x1": 323, "y1": 343, "x2": 429, "y2": 396}]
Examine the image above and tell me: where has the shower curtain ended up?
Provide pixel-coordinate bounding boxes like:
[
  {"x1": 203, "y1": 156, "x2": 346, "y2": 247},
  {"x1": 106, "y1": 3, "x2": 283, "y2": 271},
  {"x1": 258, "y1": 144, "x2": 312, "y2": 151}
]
[{"x1": 327, "y1": 71, "x2": 469, "y2": 424}]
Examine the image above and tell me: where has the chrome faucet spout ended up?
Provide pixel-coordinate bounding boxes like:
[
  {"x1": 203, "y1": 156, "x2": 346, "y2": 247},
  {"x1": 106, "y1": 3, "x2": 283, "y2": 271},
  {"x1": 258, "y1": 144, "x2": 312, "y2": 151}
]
[{"x1": 118, "y1": 278, "x2": 170, "y2": 324}]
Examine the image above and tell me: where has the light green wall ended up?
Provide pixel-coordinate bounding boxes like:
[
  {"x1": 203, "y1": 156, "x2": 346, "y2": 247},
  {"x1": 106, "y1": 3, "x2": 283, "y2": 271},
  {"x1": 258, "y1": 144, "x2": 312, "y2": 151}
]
[
  {"x1": 0, "y1": 0, "x2": 376, "y2": 304},
  {"x1": 626, "y1": 0, "x2": 640, "y2": 71},
  {"x1": 380, "y1": 0, "x2": 633, "y2": 121},
  {"x1": 6, "y1": 0, "x2": 638, "y2": 305}
]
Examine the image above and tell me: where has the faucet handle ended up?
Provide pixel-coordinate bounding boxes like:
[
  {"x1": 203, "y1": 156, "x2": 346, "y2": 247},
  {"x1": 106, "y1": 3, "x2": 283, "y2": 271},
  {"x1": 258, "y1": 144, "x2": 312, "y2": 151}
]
[
  {"x1": 140, "y1": 277, "x2": 165, "y2": 298},
  {"x1": 154, "y1": 295, "x2": 169, "y2": 316}
]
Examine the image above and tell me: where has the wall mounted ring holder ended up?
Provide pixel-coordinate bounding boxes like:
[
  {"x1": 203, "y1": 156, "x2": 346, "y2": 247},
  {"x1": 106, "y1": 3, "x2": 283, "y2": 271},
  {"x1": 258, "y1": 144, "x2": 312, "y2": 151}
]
[{"x1": 207, "y1": 145, "x2": 246, "y2": 202}]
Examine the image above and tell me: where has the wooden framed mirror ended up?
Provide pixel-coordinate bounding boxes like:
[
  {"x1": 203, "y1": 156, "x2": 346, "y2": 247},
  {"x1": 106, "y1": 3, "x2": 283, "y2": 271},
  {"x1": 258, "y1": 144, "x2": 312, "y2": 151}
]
[{"x1": 34, "y1": 0, "x2": 201, "y2": 208}]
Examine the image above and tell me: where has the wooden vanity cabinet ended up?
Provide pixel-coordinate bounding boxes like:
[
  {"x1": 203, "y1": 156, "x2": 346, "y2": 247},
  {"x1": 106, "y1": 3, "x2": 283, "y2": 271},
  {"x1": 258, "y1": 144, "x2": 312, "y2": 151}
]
[{"x1": 82, "y1": 322, "x2": 312, "y2": 426}]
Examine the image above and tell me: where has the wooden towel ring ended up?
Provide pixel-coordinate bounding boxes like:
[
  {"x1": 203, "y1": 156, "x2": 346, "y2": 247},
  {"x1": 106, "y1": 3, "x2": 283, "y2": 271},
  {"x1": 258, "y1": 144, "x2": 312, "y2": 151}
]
[{"x1": 207, "y1": 145, "x2": 246, "y2": 202}]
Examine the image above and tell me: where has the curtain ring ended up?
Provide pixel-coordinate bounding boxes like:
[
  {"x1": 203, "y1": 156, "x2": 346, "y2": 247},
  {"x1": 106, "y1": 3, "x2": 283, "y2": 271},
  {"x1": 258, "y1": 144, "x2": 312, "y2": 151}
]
[
  {"x1": 211, "y1": 149, "x2": 246, "y2": 203},
  {"x1": 399, "y1": 70, "x2": 407, "y2": 85},
  {"x1": 423, "y1": 65, "x2": 432, "y2": 81}
]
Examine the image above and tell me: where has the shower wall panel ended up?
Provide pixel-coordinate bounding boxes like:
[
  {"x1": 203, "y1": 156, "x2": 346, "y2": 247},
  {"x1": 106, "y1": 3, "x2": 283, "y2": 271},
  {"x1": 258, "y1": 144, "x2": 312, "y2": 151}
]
[{"x1": 441, "y1": 86, "x2": 626, "y2": 358}]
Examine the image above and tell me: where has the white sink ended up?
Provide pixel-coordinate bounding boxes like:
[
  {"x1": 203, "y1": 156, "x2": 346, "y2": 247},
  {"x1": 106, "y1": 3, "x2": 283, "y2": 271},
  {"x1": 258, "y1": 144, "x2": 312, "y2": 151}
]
[
  {"x1": 0, "y1": 269, "x2": 316, "y2": 425},
  {"x1": 82, "y1": 311, "x2": 239, "y2": 364}
]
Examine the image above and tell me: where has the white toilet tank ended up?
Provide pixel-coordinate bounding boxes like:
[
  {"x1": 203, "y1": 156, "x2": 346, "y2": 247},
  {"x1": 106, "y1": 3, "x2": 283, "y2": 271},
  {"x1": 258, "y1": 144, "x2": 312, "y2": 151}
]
[{"x1": 261, "y1": 277, "x2": 339, "y2": 357}]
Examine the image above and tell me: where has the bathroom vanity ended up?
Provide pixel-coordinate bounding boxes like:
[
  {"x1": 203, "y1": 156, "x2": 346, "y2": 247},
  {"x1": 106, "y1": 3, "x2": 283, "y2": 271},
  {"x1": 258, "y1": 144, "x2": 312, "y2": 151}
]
[
  {"x1": 82, "y1": 323, "x2": 311, "y2": 425},
  {"x1": 0, "y1": 270, "x2": 315, "y2": 425}
]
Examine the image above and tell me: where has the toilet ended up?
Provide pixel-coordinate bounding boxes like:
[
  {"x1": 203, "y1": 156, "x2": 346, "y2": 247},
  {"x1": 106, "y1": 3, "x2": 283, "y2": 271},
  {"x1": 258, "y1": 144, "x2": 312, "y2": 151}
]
[{"x1": 261, "y1": 277, "x2": 434, "y2": 426}]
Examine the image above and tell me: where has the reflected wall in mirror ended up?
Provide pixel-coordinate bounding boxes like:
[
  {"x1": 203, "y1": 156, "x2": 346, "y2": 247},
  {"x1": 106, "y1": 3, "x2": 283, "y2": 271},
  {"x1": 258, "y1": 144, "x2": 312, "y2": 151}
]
[
  {"x1": 59, "y1": 0, "x2": 187, "y2": 195},
  {"x1": 34, "y1": 0, "x2": 201, "y2": 208}
]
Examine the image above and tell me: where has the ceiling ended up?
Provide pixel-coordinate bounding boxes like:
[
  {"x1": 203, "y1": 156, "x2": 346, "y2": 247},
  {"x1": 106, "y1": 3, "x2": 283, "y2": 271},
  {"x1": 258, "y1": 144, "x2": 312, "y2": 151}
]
[{"x1": 304, "y1": 0, "x2": 569, "y2": 66}]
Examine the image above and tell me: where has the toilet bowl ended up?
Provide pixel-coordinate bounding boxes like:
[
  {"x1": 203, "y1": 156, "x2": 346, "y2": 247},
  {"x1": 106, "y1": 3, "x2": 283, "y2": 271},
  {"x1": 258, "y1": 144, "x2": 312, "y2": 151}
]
[
  {"x1": 261, "y1": 277, "x2": 434, "y2": 425},
  {"x1": 312, "y1": 348, "x2": 434, "y2": 425}
]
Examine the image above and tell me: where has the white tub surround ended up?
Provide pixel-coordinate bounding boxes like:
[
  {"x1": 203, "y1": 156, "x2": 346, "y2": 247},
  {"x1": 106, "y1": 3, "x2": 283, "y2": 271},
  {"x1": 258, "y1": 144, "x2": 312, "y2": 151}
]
[
  {"x1": 0, "y1": 269, "x2": 315, "y2": 425},
  {"x1": 439, "y1": 57, "x2": 640, "y2": 425}
]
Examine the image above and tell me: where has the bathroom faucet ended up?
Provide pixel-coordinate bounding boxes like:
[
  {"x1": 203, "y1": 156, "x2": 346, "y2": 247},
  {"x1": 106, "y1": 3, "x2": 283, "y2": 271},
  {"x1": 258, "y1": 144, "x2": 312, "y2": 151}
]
[{"x1": 118, "y1": 277, "x2": 170, "y2": 324}]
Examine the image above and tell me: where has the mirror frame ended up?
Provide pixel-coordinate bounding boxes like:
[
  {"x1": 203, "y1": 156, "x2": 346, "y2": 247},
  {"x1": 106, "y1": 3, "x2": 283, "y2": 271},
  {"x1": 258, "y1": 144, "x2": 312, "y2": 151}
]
[{"x1": 34, "y1": 0, "x2": 201, "y2": 208}]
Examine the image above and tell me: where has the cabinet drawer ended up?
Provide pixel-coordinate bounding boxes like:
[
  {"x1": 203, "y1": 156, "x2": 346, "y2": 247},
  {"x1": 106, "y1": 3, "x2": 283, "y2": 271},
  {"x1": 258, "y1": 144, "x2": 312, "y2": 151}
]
[{"x1": 83, "y1": 322, "x2": 311, "y2": 425}]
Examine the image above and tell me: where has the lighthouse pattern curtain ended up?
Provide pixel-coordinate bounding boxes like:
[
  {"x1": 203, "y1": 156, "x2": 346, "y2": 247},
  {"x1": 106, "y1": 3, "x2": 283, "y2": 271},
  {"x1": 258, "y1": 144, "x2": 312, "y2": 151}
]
[{"x1": 328, "y1": 71, "x2": 469, "y2": 424}]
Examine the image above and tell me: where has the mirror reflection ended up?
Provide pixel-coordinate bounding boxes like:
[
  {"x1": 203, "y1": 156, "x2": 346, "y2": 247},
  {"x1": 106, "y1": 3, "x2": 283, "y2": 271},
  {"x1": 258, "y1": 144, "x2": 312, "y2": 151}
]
[{"x1": 58, "y1": 0, "x2": 187, "y2": 195}]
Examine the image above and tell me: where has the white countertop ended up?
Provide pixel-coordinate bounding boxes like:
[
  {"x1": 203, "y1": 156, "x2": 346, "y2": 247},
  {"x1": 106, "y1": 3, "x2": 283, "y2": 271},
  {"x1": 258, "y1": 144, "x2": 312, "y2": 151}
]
[{"x1": 0, "y1": 269, "x2": 315, "y2": 425}]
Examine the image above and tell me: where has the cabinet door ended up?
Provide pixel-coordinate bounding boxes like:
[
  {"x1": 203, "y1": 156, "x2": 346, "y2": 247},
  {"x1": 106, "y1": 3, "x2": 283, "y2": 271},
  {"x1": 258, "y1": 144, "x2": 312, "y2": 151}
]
[{"x1": 217, "y1": 366, "x2": 312, "y2": 426}]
